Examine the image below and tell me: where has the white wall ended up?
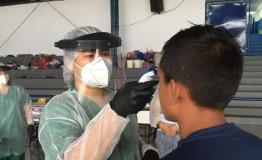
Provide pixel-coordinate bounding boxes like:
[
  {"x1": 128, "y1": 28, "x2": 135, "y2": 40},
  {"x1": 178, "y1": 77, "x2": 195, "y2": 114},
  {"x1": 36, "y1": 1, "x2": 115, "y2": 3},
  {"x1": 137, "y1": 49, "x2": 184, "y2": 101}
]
[
  {"x1": 119, "y1": 0, "x2": 205, "y2": 53},
  {"x1": 0, "y1": 0, "x2": 110, "y2": 56},
  {"x1": 254, "y1": 3, "x2": 262, "y2": 21},
  {"x1": 0, "y1": 0, "x2": 205, "y2": 56}
]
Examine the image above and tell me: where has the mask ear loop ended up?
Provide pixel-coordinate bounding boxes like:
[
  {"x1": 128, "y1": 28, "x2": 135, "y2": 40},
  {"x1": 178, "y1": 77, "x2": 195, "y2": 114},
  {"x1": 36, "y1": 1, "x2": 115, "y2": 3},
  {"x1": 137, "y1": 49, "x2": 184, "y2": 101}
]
[
  {"x1": 73, "y1": 62, "x2": 84, "y2": 84},
  {"x1": 74, "y1": 61, "x2": 82, "y2": 70}
]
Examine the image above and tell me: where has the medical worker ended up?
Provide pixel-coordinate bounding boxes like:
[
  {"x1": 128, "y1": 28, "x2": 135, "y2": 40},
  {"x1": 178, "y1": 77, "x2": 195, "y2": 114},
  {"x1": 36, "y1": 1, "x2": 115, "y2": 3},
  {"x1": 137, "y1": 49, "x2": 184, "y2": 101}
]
[
  {"x1": 0, "y1": 66, "x2": 34, "y2": 160},
  {"x1": 38, "y1": 26, "x2": 158, "y2": 160}
]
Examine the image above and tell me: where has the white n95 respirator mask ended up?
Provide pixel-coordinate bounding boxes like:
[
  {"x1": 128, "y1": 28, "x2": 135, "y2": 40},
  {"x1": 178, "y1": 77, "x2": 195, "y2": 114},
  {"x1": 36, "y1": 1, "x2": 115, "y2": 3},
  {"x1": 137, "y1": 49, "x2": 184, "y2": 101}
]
[
  {"x1": 0, "y1": 74, "x2": 9, "y2": 85},
  {"x1": 74, "y1": 57, "x2": 112, "y2": 88}
]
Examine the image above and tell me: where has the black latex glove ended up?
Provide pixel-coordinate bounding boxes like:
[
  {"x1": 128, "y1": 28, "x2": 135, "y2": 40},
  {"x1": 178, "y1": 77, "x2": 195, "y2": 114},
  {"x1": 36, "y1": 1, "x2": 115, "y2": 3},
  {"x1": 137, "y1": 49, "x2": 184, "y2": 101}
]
[
  {"x1": 142, "y1": 149, "x2": 160, "y2": 160},
  {"x1": 110, "y1": 81, "x2": 158, "y2": 117},
  {"x1": 27, "y1": 124, "x2": 34, "y2": 138}
]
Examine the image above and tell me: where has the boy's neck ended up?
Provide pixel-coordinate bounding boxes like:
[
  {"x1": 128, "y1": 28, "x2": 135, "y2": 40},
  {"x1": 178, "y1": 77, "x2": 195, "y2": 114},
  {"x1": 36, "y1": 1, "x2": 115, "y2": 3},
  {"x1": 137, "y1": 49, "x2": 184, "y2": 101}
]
[{"x1": 178, "y1": 104, "x2": 226, "y2": 139}]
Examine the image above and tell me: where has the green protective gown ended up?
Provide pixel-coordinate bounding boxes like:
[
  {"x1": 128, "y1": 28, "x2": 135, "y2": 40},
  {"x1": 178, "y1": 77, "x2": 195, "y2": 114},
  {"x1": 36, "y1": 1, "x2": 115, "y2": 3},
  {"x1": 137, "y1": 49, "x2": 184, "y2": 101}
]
[
  {"x1": 0, "y1": 85, "x2": 31, "y2": 159},
  {"x1": 38, "y1": 90, "x2": 141, "y2": 160},
  {"x1": 0, "y1": 154, "x2": 25, "y2": 160}
]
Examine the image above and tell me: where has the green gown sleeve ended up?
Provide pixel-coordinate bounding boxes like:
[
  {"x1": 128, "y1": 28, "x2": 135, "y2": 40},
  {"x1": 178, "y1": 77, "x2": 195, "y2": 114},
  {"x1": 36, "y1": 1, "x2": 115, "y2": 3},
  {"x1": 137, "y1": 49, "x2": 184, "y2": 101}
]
[{"x1": 38, "y1": 94, "x2": 83, "y2": 160}]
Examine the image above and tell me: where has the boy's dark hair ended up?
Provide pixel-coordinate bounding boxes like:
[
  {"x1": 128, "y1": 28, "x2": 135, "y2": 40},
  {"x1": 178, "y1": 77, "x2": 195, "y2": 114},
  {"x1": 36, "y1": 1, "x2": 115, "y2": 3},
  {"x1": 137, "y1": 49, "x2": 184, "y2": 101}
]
[{"x1": 159, "y1": 25, "x2": 243, "y2": 110}]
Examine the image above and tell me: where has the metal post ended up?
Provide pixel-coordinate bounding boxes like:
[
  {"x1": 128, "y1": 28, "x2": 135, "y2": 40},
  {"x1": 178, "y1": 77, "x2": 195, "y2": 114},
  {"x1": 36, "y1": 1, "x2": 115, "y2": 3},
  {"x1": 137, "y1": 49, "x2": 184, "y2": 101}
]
[{"x1": 110, "y1": 0, "x2": 119, "y2": 67}]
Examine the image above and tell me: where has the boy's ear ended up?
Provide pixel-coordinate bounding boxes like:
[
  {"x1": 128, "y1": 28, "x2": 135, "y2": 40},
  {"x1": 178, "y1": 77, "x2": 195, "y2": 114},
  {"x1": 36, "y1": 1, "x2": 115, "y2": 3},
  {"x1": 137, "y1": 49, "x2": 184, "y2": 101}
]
[
  {"x1": 170, "y1": 79, "x2": 184, "y2": 104},
  {"x1": 170, "y1": 79, "x2": 179, "y2": 103}
]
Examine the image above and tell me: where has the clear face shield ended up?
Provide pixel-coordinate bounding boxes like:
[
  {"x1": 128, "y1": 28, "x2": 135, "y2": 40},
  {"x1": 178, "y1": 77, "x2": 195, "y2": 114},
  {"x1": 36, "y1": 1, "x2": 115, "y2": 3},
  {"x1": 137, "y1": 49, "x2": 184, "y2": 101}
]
[
  {"x1": 109, "y1": 47, "x2": 126, "y2": 92},
  {"x1": 54, "y1": 32, "x2": 126, "y2": 92}
]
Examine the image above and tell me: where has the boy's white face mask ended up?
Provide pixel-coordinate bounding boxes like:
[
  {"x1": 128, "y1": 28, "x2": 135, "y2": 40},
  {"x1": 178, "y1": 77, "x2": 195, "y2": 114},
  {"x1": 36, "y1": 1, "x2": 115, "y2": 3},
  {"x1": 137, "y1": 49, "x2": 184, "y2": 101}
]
[
  {"x1": 74, "y1": 57, "x2": 112, "y2": 88},
  {"x1": 0, "y1": 74, "x2": 9, "y2": 85}
]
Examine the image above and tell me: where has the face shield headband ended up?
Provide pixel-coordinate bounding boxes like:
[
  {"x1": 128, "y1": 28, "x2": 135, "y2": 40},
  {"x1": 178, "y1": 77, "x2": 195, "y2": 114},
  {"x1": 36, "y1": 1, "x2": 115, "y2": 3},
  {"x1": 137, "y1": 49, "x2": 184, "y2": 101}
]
[{"x1": 54, "y1": 32, "x2": 121, "y2": 50}]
